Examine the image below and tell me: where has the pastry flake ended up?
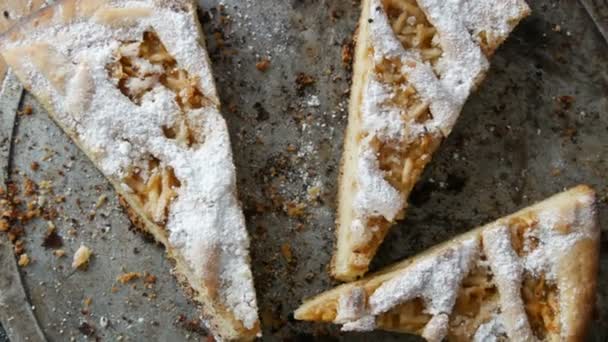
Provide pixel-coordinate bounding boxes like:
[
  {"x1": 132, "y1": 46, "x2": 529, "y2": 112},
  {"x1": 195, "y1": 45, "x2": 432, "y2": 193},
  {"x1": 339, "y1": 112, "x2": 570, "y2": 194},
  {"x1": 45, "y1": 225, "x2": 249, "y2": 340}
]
[
  {"x1": 333, "y1": 0, "x2": 531, "y2": 280},
  {"x1": 0, "y1": 0, "x2": 260, "y2": 340},
  {"x1": 298, "y1": 185, "x2": 599, "y2": 341}
]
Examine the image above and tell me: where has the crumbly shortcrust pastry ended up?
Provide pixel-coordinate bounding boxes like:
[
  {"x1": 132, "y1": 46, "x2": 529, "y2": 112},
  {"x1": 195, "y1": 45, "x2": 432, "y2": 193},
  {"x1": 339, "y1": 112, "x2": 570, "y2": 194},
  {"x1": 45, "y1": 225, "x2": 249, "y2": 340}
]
[
  {"x1": 0, "y1": 0, "x2": 259, "y2": 340},
  {"x1": 298, "y1": 186, "x2": 598, "y2": 341},
  {"x1": 334, "y1": 0, "x2": 531, "y2": 280},
  {"x1": 0, "y1": 0, "x2": 46, "y2": 86}
]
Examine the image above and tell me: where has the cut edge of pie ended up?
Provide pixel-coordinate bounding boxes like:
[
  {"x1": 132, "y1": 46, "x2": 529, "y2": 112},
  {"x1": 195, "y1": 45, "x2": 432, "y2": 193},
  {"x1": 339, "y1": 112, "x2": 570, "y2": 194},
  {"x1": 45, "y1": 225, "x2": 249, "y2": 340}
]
[
  {"x1": 0, "y1": 0, "x2": 260, "y2": 340},
  {"x1": 333, "y1": 0, "x2": 531, "y2": 281},
  {"x1": 299, "y1": 185, "x2": 598, "y2": 341}
]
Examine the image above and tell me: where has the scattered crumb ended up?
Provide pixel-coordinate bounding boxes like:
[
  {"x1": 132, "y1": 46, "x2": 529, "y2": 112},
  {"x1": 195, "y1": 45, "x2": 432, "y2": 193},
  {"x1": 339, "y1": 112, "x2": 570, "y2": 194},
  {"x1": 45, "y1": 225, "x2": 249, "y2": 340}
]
[
  {"x1": 83, "y1": 297, "x2": 93, "y2": 307},
  {"x1": 0, "y1": 219, "x2": 8, "y2": 232},
  {"x1": 53, "y1": 249, "x2": 65, "y2": 257},
  {"x1": 285, "y1": 201, "x2": 306, "y2": 217},
  {"x1": 557, "y1": 95, "x2": 574, "y2": 109},
  {"x1": 99, "y1": 316, "x2": 109, "y2": 329},
  {"x1": 255, "y1": 58, "x2": 270, "y2": 72},
  {"x1": 286, "y1": 144, "x2": 298, "y2": 153},
  {"x1": 72, "y1": 245, "x2": 92, "y2": 269},
  {"x1": 295, "y1": 72, "x2": 315, "y2": 91},
  {"x1": 42, "y1": 224, "x2": 63, "y2": 249},
  {"x1": 78, "y1": 322, "x2": 95, "y2": 337},
  {"x1": 307, "y1": 185, "x2": 322, "y2": 202},
  {"x1": 14, "y1": 240, "x2": 25, "y2": 255},
  {"x1": 117, "y1": 272, "x2": 141, "y2": 284},
  {"x1": 281, "y1": 243, "x2": 293, "y2": 263},
  {"x1": 30, "y1": 162, "x2": 40, "y2": 171},
  {"x1": 23, "y1": 178, "x2": 37, "y2": 196},
  {"x1": 95, "y1": 194, "x2": 107, "y2": 209},
  {"x1": 341, "y1": 40, "x2": 354, "y2": 68},
  {"x1": 175, "y1": 314, "x2": 206, "y2": 335},
  {"x1": 18, "y1": 253, "x2": 30, "y2": 267},
  {"x1": 18, "y1": 105, "x2": 33, "y2": 116},
  {"x1": 143, "y1": 273, "x2": 157, "y2": 285}
]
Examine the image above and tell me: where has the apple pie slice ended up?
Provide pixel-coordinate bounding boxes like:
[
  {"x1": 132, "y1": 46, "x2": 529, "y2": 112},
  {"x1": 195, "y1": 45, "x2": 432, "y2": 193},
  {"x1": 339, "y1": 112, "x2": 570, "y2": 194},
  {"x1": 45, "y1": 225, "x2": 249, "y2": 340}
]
[
  {"x1": 298, "y1": 185, "x2": 599, "y2": 341},
  {"x1": 0, "y1": 0, "x2": 46, "y2": 87},
  {"x1": 334, "y1": 0, "x2": 531, "y2": 280},
  {"x1": 0, "y1": 0, "x2": 260, "y2": 340}
]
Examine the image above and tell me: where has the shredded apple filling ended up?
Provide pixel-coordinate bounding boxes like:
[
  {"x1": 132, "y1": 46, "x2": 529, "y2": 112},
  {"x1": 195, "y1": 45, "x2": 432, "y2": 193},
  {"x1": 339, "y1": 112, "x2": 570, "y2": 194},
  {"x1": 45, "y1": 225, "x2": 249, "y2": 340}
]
[
  {"x1": 372, "y1": 0, "x2": 444, "y2": 199},
  {"x1": 349, "y1": 0, "x2": 445, "y2": 269},
  {"x1": 106, "y1": 31, "x2": 211, "y2": 224},
  {"x1": 522, "y1": 274, "x2": 559, "y2": 339}
]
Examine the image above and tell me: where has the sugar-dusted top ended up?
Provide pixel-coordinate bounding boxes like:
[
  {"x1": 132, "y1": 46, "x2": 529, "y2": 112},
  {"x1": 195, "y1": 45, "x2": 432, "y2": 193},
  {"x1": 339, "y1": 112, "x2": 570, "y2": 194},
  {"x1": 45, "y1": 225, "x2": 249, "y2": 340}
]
[{"x1": 0, "y1": 0, "x2": 258, "y2": 331}]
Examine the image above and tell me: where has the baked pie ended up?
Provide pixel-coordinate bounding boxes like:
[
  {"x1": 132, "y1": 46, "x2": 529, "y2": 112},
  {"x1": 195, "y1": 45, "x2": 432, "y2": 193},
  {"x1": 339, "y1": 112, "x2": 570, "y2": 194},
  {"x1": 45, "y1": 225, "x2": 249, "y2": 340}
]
[
  {"x1": 334, "y1": 0, "x2": 531, "y2": 280},
  {"x1": 0, "y1": 0, "x2": 260, "y2": 340},
  {"x1": 297, "y1": 185, "x2": 598, "y2": 341},
  {"x1": 0, "y1": 0, "x2": 46, "y2": 86}
]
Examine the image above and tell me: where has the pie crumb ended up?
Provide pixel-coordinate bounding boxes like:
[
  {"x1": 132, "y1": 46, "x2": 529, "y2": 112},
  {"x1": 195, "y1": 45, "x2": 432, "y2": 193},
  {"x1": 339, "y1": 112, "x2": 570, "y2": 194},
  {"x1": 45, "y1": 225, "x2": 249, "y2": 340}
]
[
  {"x1": 0, "y1": 219, "x2": 8, "y2": 232},
  {"x1": 72, "y1": 245, "x2": 92, "y2": 269},
  {"x1": 18, "y1": 253, "x2": 30, "y2": 267},
  {"x1": 255, "y1": 58, "x2": 270, "y2": 72},
  {"x1": 117, "y1": 272, "x2": 141, "y2": 284},
  {"x1": 281, "y1": 243, "x2": 293, "y2": 263},
  {"x1": 53, "y1": 249, "x2": 65, "y2": 257}
]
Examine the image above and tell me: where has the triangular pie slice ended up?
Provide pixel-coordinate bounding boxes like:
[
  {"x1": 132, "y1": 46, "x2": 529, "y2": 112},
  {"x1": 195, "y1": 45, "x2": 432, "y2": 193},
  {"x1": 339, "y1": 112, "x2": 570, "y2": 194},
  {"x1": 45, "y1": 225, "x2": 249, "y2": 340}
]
[
  {"x1": 0, "y1": 0, "x2": 46, "y2": 87},
  {"x1": 298, "y1": 185, "x2": 599, "y2": 341},
  {"x1": 334, "y1": 0, "x2": 531, "y2": 280},
  {"x1": 0, "y1": 0, "x2": 260, "y2": 339}
]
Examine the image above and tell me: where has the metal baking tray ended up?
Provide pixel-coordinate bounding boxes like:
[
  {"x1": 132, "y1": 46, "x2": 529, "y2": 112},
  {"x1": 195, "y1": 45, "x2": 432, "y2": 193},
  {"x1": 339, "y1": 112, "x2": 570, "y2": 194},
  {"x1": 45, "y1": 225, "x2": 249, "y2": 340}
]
[{"x1": 0, "y1": 0, "x2": 606, "y2": 340}]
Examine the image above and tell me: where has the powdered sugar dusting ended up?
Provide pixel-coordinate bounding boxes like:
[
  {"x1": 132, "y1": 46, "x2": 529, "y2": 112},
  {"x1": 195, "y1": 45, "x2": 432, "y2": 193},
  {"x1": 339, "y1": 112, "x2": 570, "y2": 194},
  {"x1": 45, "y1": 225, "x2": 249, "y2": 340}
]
[
  {"x1": 349, "y1": 0, "x2": 528, "y2": 239},
  {"x1": 333, "y1": 238, "x2": 478, "y2": 337},
  {"x1": 353, "y1": 137, "x2": 404, "y2": 221},
  {"x1": 335, "y1": 286, "x2": 368, "y2": 323},
  {"x1": 482, "y1": 224, "x2": 535, "y2": 341},
  {"x1": 422, "y1": 313, "x2": 449, "y2": 342},
  {"x1": 1, "y1": 0, "x2": 258, "y2": 331},
  {"x1": 473, "y1": 315, "x2": 507, "y2": 342},
  {"x1": 370, "y1": 238, "x2": 478, "y2": 316}
]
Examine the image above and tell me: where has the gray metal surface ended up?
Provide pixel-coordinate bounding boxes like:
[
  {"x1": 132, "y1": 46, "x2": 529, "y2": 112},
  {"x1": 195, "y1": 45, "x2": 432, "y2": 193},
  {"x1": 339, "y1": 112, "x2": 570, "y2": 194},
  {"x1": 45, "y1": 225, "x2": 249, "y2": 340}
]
[
  {"x1": 579, "y1": 0, "x2": 608, "y2": 44},
  {"x1": 0, "y1": 70, "x2": 46, "y2": 342},
  {"x1": 1, "y1": 0, "x2": 607, "y2": 341}
]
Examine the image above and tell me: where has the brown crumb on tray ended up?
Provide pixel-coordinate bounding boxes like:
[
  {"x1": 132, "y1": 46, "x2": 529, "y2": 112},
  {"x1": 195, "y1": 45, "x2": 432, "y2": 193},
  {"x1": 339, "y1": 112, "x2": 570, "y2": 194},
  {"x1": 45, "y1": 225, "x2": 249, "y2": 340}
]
[
  {"x1": 18, "y1": 253, "x2": 30, "y2": 267},
  {"x1": 30, "y1": 162, "x2": 40, "y2": 171},
  {"x1": 143, "y1": 272, "x2": 157, "y2": 285},
  {"x1": 285, "y1": 201, "x2": 306, "y2": 217},
  {"x1": 83, "y1": 297, "x2": 93, "y2": 307},
  {"x1": 95, "y1": 194, "x2": 108, "y2": 209},
  {"x1": 255, "y1": 58, "x2": 271, "y2": 72},
  {"x1": 0, "y1": 219, "x2": 8, "y2": 232},
  {"x1": 23, "y1": 178, "x2": 37, "y2": 196},
  {"x1": 72, "y1": 245, "x2": 92, "y2": 269},
  {"x1": 18, "y1": 105, "x2": 33, "y2": 116},
  {"x1": 280, "y1": 243, "x2": 293, "y2": 263},
  {"x1": 341, "y1": 40, "x2": 354, "y2": 68},
  {"x1": 42, "y1": 224, "x2": 63, "y2": 249},
  {"x1": 117, "y1": 272, "x2": 141, "y2": 284},
  {"x1": 295, "y1": 72, "x2": 315, "y2": 91},
  {"x1": 53, "y1": 249, "x2": 65, "y2": 257}
]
